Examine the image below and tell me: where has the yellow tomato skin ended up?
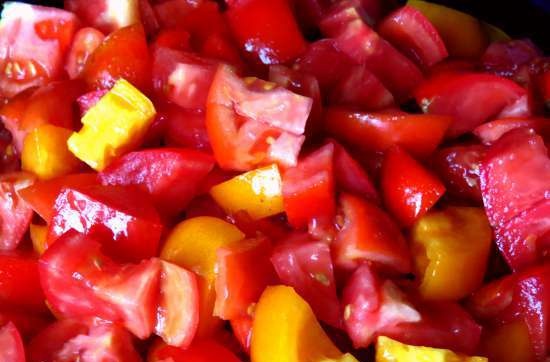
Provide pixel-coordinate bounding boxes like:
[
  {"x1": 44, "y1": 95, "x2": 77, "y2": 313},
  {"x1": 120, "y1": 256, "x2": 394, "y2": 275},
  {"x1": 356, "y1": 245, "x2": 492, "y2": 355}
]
[
  {"x1": 411, "y1": 207, "x2": 492, "y2": 300},
  {"x1": 479, "y1": 320, "x2": 536, "y2": 362},
  {"x1": 30, "y1": 223, "x2": 48, "y2": 255},
  {"x1": 376, "y1": 336, "x2": 487, "y2": 362},
  {"x1": 210, "y1": 164, "x2": 284, "y2": 220},
  {"x1": 251, "y1": 285, "x2": 358, "y2": 362},
  {"x1": 22, "y1": 125, "x2": 81, "y2": 180},
  {"x1": 408, "y1": 0, "x2": 488, "y2": 58},
  {"x1": 161, "y1": 217, "x2": 245, "y2": 337},
  {"x1": 67, "y1": 78, "x2": 156, "y2": 171}
]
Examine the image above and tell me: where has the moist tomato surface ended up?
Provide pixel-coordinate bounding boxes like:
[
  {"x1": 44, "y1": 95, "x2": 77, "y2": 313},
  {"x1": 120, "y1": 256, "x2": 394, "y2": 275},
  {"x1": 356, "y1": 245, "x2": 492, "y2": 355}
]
[{"x1": 0, "y1": 0, "x2": 549, "y2": 361}]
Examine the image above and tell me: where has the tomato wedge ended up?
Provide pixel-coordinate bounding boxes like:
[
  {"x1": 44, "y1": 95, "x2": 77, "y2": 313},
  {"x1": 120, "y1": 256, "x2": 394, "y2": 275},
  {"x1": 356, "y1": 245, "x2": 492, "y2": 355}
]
[
  {"x1": 65, "y1": 27, "x2": 105, "y2": 79},
  {"x1": 0, "y1": 322, "x2": 25, "y2": 362},
  {"x1": 0, "y1": 172, "x2": 35, "y2": 251}
]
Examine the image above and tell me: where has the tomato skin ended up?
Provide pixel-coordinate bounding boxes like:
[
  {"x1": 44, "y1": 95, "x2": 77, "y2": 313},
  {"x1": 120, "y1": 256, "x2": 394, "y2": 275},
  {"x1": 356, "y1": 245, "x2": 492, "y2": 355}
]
[
  {"x1": 226, "y1": 0, "x2": 307, "y2": 65},
  {"x1": 481, "y1": 39, "x2": 541, "y2": 82},
  {"x1": 83, "y1": 24, "x2": 151, "y2": 91},
  {"x1": 39, "y1": 232, "x2": 160, "y2": 339},
  {"x1": 149, "y1": 339, "x2": 242, "y2": 362},
  {"x1": 47, "y1": 185, "x2": 163, "y2": 263},
  {"x1": 64, "y1": 0, "x2": 140, "y2": 34},
  {"x1": 65, "y1": 27, "x2": 105, "y2": 79},
  {"x1": 0, "y1": 172, "x2": 35, "y2": 251},
  {"x1": 415, "y1": 72, "x2": 529, "y2": 138},
  {"x1": 160, "y1": 104, "x2": 212, "y2": 152},
  {"x1": 378, "y1": 5, "x2": 448, "y2": 69},
  {"x1": 271, "y1": 233, "x2": 341, "y2": 328},
  {"x1": 153, "y1": 29, "x2": 191, "y2": 52},
  {"x1": 474, "y1": 117, "x2": 550, "y2": 145},
  {"x1": 282, "y1": 143, "x2": 336, "y2": 229},
  {"x1": 332, "y1": 193, "x2": 412, "y2": 275},
  {"x1": 0, "y1": 3, "x2": 79, "y2": 97},
  {"x1": 432, "y1": 144, "x2": 487, "y2": 202},
  {"x1": 0, "y1": 322, "x2": 25, "y2": 362},
  {"x1": 230, "y1": 316, "x2": 252, "y2": 354},
  {"x1": 324, "y1": 108, "x2": 451, "y2": 159},
  {"x1": 99, "y1": 148, "x2": 214, "y2": 219},
  {"x1": 381, "y1": 146, "x2": 446, "y2": 227},
  {"x1": 0, "y1": 253, "x2": 47, "y2": 314}
]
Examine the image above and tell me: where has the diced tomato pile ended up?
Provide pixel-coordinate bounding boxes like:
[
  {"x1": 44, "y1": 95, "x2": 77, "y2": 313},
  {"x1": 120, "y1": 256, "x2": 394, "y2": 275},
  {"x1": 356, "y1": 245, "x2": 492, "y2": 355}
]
[{"x1": 0, "y1": 0, "x2": 549, "y2": 361}]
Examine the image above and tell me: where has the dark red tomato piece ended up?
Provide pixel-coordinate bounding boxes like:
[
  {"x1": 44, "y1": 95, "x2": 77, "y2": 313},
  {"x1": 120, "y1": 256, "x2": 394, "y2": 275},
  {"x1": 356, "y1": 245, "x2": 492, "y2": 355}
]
[
  {"x1": 328, "y1": 140, "x2": 378, "y2": 202},
  {"x1": 482, "y1": 39, "x2": 541, "y2": 81},
  {"x1": 268, "y1": 65, "x2": 323, "y2": 136},
  {"x1": 139, "y1": 0, "x2": 160, "y2": 35},
  {"x1": 47, "y1": 184, "x2": 163, "y2": 263},
  {"x1": 0, "y1": 87, "x2": 36, "y2": 153},
  {"x1": 98, "y1": 148, "x2": 214, "y2": 219},
  {"x1": 152, "y1": 47, "x2": 217, "y2": 110},
  {"x1": 321, "y1": 4, "x2": 424, "y2": 101},
  {"x1": 329, "y1": 64, "x2": 395, "y2": 111},
  {"x1": 332, "y1": 193, "x2": 411, "y2": 274},
  {"x1": 294, "y1": 39, "x2": 356, "y2": 91},
  {"x1": 542, "y1": 70, "x2": 550, "y2": 108},
  {"x1": 39, "y1": 232, "x2": 160, "y2": 339},
  {"x1": 0, "y1": 253, "x2": 46, "y2": 314},
  {"x1": 324, "y1": 108, "x2": 451, "y2": 159},
  {"x1": 83, "y1": 24, "x2": 151, "y2": 91},
  {"x1": 271, "y1": 233, "x2": 341, "y2": 328},
  {"x1": 320, "y1": 0, "x2": 370, "y2": 36},
  {"x1": 77, "y1": 89, "x2": 108, "y2": 116},
  {"x1": 206, "y1": 64, "x2": 311, "y2": 171},
  {"x1": 0, "y1": 310, "x2": 51, "y2": 339},
  {"x1": 214, "y1": 237, "x2": 275, "y2": 320},
  {"x1": 156, "y1": 261, "x2": 199, "y2": 348},
  {"x1": 0, "y1": 322, "x2": 25, "y2": 362},
  {"x1": 381, "y1": 146, "x2": 445, "y2": 226},
  {"x1": 160, "y1": 104, "x2": 211, "y2": 152},
  {"x1": 152, "y1": 0, "x2": 201, "y2": 29},
  {"x1": 469, "y1": 264, "x2": 550, "y2": 360},
  {"x1": 292, "y1": 0, "x2": 332, "y2": 31},
  {"x1": 0, "y1": 3, "x2": 79, "y2": 97},
  {"x1": 378, "y1": 5, "x2": 448, "y2": 69},
  {"x1": 415, "y1": 72, "x2": 529, "y2": 138},
  {"x1": 65, "y1": 27, "x2": 105, "y2": 79},
  {"x1": 149, "y1": 339, "x2": 242, "y2": 362},
  {"x1": 479, "y1": 128, "x2": 550, "y2": 228},
  {"x1": 342, "y1": 264, "x2": 420, "y2": 348},
  {"x1": 18, "y1": 173, "x2": 97, "y2": 222},
  {"x1": 474, "y1": 117, "x2": 550, "y2": 145},
  {"x1": 0, "y1": 172, "x2": 35, "y2": 251},
  {"x1": 153, "y1": 29, "x2": 191, "y2": 52},
  {"x1": 230, "y1": 316, "x2": 252, "y2": 354},
  {"x1": 428, "y1": 59, "x2": 478, "y2": 76},
  {"x1": 226, "y1": 0, "x2": 307, "y2": 65},
  {"x1": 282, "y1": 143, "x2": 335, "y2": 229},
  {"x1": 64, "y1": 0, "x2": 141, "y2": 34},
  {"x1": 384, "y1": 301, "x2": 482, "y2": 355},
  {"x1": 28, "y1": 319, "x2": 142, "y2": 362},
  {"x1": 199, "y1": 32, "x2": 245, "y2": 70},
  {"x1": 432, "y1": 144, "x2": 487, "y2": 202}
]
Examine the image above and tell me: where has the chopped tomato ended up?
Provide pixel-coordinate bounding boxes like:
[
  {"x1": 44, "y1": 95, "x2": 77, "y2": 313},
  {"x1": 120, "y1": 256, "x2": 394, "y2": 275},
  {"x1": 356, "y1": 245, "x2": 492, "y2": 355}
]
[
  {"x1": 378, "y1": 5, "x2": 448, "y2": 69},
  {"x1": 321, "y1": 3, "x2": 424, "y2": 101},
  {"x1": 481, "y1": 39, "x2": 541, "y2": 83},
  {"x1": 65, "y1": 27, "x2": 105, "y2": 79},
  {"x1": 76, "y1": 89, "x2": 108, "y2": 116},
  {"x1": 206, "y1": 64, "x2": 312, "y2": 171},
  {"x1": 152, "y1": 47, "x2": 217, "y2": 110},
  {"x1": 226, "y1": 0, "x2": 307, "y2": 65},
  {"x1": 0, "y1": 3, "x2": 79, "y2": 97},
  {"x1": 325, "y1": 108, "x2": 451, "y2": 159},
  {"x1": 214, "y1": 237, "x2": 275, "y2": 320},
  {"x1": 282, "y1": 143, "x2": 335, "y2": 229},
  {"x1": 415, "y1": 72, "x2": 529, "y2": 137},
  {"x1": 83, "y1": 24, "x2": 151, "y2": 91},
  {"x1": 230, "y1": 316, "x2": 252, "y2": 354},
  {"x1": 0, "y1": 253, "x2": 47, "y2": 314},
  {"x1": 271, "y1": 233, "x2": 341, "y2": 328},
  {"x1": 432, "y1": 144, "x2": 487, "y2": 202},
  {"x1": 473, "y1": 117, "x2": 550, "y2": 145},
  {"x1": 65, "y1": 0, "x2": 140, "y2": 34},
  {"x1": 199, "y1": 32, "x2": 245, "y2": 70},
  {"x1": 0, "y1": 172, "x2": 35, "y2": 251},
  {"x1": 0, "y1": 310, "x2": 50, "y2": 340},
  {"x1": 153, "y1": 28, "x2": 191, "y2": 51},
  {"x1": 98, "y1": 148, "x2": 214, "y2": 218},
  {"x1": 18, "y1": 173, "x2": 97, "y2": 222},
  {"x1": 39, "y1": 232, "x2": 160, "y2": 339},
  {"x1": 332, "y1": 193, "x2": 412, "y2": 274},
  {"x1": 149, "y1": 339, "x2": 242, "y2": 362},
  {"x1": 342, "y1": 264, "x2": 420, "y2": 348},
  {"x1": 381, "y1": 146, "x2": 445, "y2": 226},
  {"x1": 0, "y1": 322, "x2": 25, "y2": 362},
  {"x1": 159, "y1": 104, "x2": 211, "y2": 151},
  {"x1": 47, "y1": 185, "x2": 163, "y2": 263}
]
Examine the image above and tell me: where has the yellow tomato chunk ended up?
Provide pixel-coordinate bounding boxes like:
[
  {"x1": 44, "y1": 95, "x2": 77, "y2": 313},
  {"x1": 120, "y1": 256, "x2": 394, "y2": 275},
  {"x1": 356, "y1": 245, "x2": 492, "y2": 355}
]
[
  {"x1": 411, "y1": 207, "x2": 492, "y2": 300},
  {"x1": 376, "y1": 336, "x2": 487, "y2": 362},
  {"x1": 22, "y1": 125, "x2": 81, "y2": 180},
  {"x1": 161, "y1": 217, "x2": 245, "y2": 337},
  {"x1": 251, "y1": 285, "x2": 358, "y2": 362},
  {"x1": 30, "y1": 223, "x2": 48, "y2": 255},
  {"x1": 67, "y1": 78, "x2": 156, "y2": 171},
  {"x1": 210, "y1": 164, "x2": 284, "y2": 220}
]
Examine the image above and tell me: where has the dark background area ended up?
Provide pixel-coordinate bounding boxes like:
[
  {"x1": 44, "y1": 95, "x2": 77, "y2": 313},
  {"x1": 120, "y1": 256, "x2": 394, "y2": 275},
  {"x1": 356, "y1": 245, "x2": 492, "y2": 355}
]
[{"x1": 12, "y1": 0, "x2": 550, "y2": 52}]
